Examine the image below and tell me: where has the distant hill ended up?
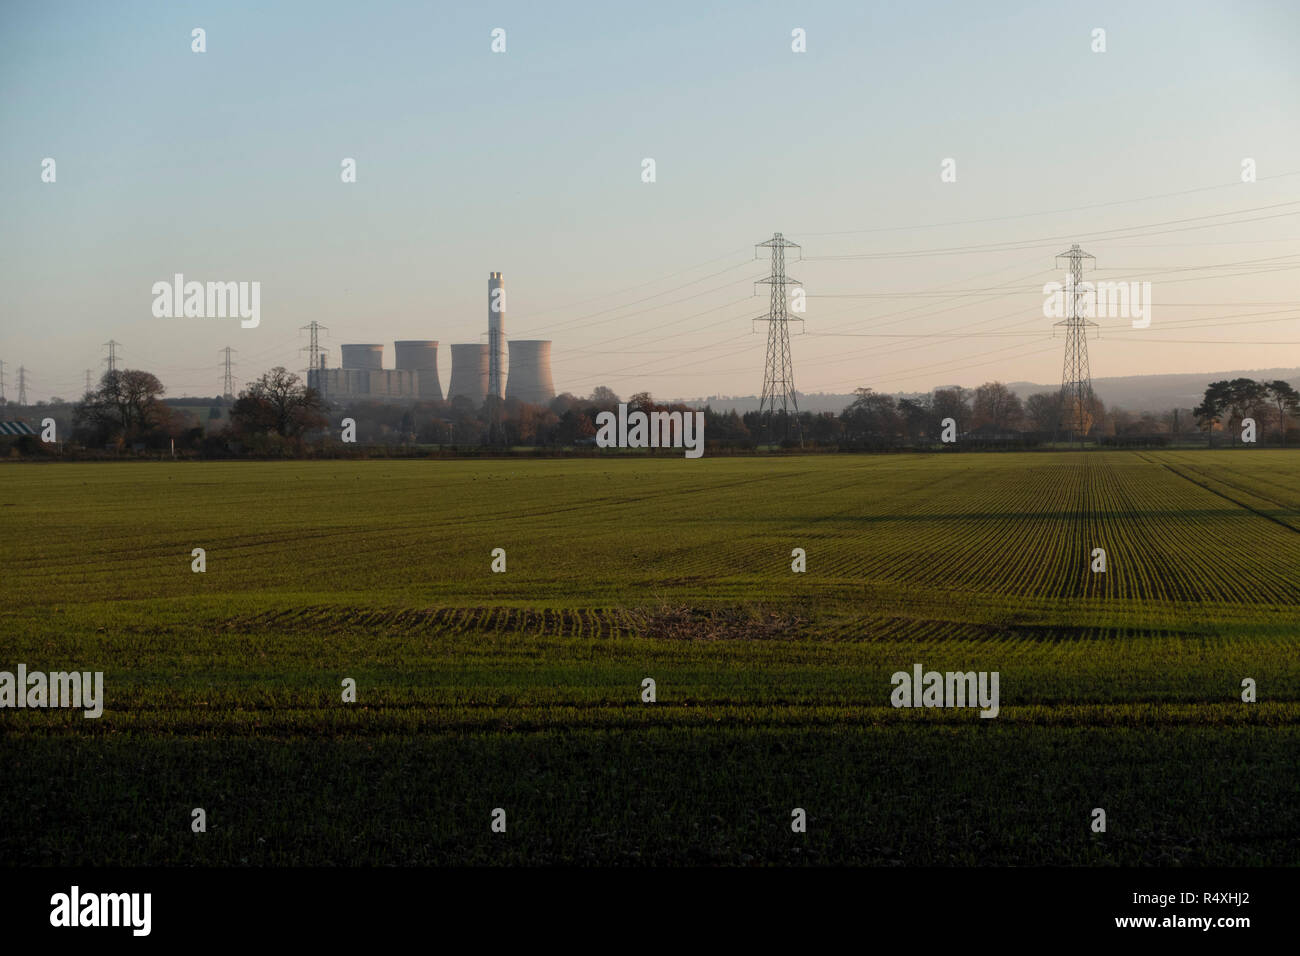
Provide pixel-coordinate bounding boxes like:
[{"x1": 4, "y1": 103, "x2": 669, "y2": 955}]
[
  {"x1": 1005, "y1": 367, "x2": 1300, "y2": 411},
  {"x1": 674, "y1": 367, "x2": 1300, "y2": 415}
]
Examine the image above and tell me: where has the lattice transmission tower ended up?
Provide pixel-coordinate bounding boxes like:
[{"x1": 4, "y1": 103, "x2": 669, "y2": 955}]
[
  {"x1": 1054, "y1": 243, "x2": 1098, "y2": 441},
  {"x1": 300, "y1": 321, "x2": 328, "y2": 375},
  {"x1": 754, "y1": 232, "x2": 804, "y2": 443},
  {"x1": 220, "y1": 347, "x2": 237, "y2": 400}
]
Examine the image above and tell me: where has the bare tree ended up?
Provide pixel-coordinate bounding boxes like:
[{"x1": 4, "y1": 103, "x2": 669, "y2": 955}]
[
  {"x1": 1024, "y1": 391, "x2": 1063, "y2": 433},
  {"x1": 972, "y1": 382, "x2": 1024, "y2": 432},
  {"x1": 73, "y1": 368, "x2": 170, "y2": 444},
  {"x1": 932, "y1": 387, "x2": 971, "y2": 435},
  {"x1": 841, "y1": 387, "x2": 900, "y2": 443},
  {"x1": 230, "y1": 367, "x2": 326, "y2": 438}
]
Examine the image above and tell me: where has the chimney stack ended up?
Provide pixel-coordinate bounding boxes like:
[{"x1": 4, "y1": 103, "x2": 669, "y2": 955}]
[{"x1": 488, "y1": 272, "x2": 506, "y2": 400}]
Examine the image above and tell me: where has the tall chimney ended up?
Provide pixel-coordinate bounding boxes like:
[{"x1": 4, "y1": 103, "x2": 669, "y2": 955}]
[{"x1": 488, "y1": 271, "x2": 506, "y2": 400}]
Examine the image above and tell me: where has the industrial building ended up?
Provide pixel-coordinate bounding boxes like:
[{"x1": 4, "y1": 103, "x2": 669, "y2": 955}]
[
  {"x1": 307, "y1": 273, "x2": 555, "y2": 406},
  {"x1": 310, "y1": 343, "x2": 427, "y2": 402}
]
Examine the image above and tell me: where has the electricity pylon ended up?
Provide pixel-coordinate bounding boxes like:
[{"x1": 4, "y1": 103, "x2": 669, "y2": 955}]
[
  {"x1": 220, "y1": 347, "x2": 237, "y2": 399},
  {"x1": 300, "y1": 321, "x2": 328, "y2": 376},
  {"x1": 754, "y1": 232, "x2": 804, "y2": 444},
  {"x1": 1054, "y1": 243, "x2": 1098, "y2": 441}
]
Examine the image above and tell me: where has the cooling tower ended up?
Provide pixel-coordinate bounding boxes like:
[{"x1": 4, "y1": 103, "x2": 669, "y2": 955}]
[
  {"x1": 504, "y1": 340, "x2": 555, "y2": 405},
  {"x1": 448, "y1": 343, "x2": 490, "y2": 403},
  {"x1": 340, "y1": 344, "x2": 384, "y2": 371},
  {"x1": 394, "y1": 340, "x2": 442, "y2": 400},
  {"x1": 488, "y1": 272, "x2": 506, "y2": 399}
]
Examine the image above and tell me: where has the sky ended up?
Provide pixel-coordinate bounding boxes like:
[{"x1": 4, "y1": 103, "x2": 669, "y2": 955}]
[{"x1": 1, "y1": 0, "x2": 1298, "y2": 402}]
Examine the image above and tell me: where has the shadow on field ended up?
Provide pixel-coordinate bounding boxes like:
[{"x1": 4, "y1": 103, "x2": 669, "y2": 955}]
[{"x1": 2, "y1": 726, "x2": 1294, "y2": 866}]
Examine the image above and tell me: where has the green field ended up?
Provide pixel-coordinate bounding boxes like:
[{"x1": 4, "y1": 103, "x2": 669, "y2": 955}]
[{"x1": 2, "y1": 451, "x2": 1298, "y2": 865}]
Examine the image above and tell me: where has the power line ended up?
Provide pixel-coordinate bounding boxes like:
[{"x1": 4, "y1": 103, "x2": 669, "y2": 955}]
[
  {"x1": 566, "y1": 179, "x2": 1300, "y2": 392},
  {"x1": 515, "y1": 247, "x2": 752, "y2": 327},
  {"x1": 789, "y1": 253, "x2": 1300, "y2": 373},
  {"x1": 585, "y1": 247, "x2": 1295, "y2": 397},
  {"x1": 801, "y1": 202, "x2": 1300, "y2": 261},
  {"x1": 1106, "y1": 338, "x2": 1300, "y2": 345},
  {"x1": 547, "y1": 296, "x2": 753, "y2": 369},
  {"x1": 806, "y1": 307, "x2": 1300, "y2": 338},
  {"x1": 795, "y1": 260, "x2": 1294, "y2": 395},
  {"x1": 520, "y1": 266, "x2": 761, "y2": 339},
  {"x1": 805, "y1": 254, "x2": 1300, "y2": 297}
]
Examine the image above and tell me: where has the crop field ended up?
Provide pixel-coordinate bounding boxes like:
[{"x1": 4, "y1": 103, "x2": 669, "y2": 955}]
[{"x1": 1, "y1": 450, "x2": 1298, "y2": 865}]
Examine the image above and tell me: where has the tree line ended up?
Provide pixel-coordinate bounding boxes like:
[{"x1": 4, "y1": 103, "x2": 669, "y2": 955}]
[
  {"x1": 1193, "y1": 378, "x2": 1299, "y2": 446},
  {"x1": 3, "y1": 367, "x2": 1296, "y2": 457}
]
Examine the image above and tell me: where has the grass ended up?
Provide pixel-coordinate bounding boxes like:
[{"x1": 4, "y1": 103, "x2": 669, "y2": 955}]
[{"x1": 1, "y1": 450, "x2": 1297, "y2": 865}]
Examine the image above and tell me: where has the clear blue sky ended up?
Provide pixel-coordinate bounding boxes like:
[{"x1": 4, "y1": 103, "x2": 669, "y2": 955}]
[{"x1": 2, "y1": 0, "x2": 1298, "y2": 401}]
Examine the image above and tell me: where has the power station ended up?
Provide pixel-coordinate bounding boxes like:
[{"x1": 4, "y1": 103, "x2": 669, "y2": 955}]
[
  {"x1": 313, "y1": 344, "x2": 419, "y2": 401},
  {"x1": 308, "y1": 273, "x2": 555, "y2": 406}
]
